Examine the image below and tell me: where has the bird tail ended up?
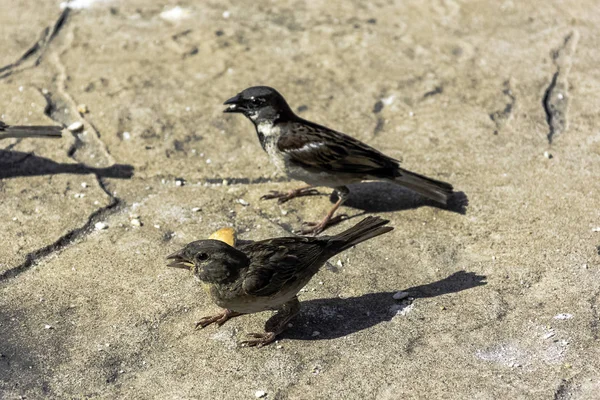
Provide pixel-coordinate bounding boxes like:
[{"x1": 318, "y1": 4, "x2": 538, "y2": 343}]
[
  {"x1": 0, "y1": 125, "x2": 63, "y2": 139},
  {"x1": 332, "y1": 216, "x2": 393, "y2": 252},
  {"x1": 392, "y1": 168, "x2": 454, "y2": 205}
]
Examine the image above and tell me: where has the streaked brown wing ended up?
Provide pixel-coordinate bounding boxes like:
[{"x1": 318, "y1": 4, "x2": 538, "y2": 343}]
[
  {"x1": 240, "y1": 237, "x2": 326, "y2": 297},
  {"x1": 277, "y1": 120, "x2": 399, "y2": 175}
]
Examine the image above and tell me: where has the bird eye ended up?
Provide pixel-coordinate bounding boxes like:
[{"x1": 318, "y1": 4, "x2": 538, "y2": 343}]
[{"x1": 196, "y1": 253, "x2": 209, "y2": 262}]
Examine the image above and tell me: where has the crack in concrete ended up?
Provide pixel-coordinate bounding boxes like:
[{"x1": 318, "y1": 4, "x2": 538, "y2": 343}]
[
  {"x1": 489, "y1": 79, "x2": 516, "y2": 135},
  {"x1": 0, "y1": 199, "x2": 121, "y2": 283},
  {"x1": 590, "y1": 289, "x2": 599, "y2": 341},
  {"x1": 542, "y1": 31, "x2": 579, "y2": 144},
  {"x1": 0, "y1": 8, "x2": 70, "y2": 80},
  {"x1": 0, "y1": 25, "x2": 132, "y2": 282}
]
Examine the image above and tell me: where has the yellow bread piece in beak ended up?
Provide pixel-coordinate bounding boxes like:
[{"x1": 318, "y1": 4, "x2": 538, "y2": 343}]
[{"x1": 208, "y1": 227, "x2": 236, "y2": 247}]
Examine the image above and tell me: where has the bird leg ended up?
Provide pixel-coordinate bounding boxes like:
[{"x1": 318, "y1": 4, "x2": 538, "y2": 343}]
[
  {"x1": 301, "y1": 186, "x2": 350, "y2": 235},
  {"x1": 241, "y1": 297, "x2": 301, "y2": 348},
  {"x1": 260, "y1": 185, "x2": 320, "y2": 204},
  {"x1": 195, "y1": 309, "x2": 243, "y2": 330}
]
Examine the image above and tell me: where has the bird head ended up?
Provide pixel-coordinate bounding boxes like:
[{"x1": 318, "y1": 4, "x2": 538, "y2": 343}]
[
  {"x1": 166, "y1": 239, "x2": 248, "y2": 284},
  {"x1": 223, "y1": 86, "x2": 293, "y2": 122}
]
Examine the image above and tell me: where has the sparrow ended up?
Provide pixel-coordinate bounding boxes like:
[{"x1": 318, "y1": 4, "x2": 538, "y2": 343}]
[
  {"x1": 223, "y1": 86, "x2": 455, "y2": 234},
  {"x1": 167, "y1": 216, "x2": 393, "y2": 347},
  {"x1": 0, "y1": 120, "x2": 62, "y2": 140}
]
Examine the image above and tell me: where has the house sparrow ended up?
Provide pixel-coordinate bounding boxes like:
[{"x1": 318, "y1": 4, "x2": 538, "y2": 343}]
[
  {"x1": 223, "y1": 86, "x2": 454, "y2": 234},
  {"x1": 167, "y1": 216, "x2": 393, "y2": 347},
  {"x1": 0, "y1": 120, "x2": 62, "y2": 140}
]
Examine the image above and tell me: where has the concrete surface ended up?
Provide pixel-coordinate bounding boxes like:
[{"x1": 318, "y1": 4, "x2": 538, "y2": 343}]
[{"x1": 1, "y1": 0, "x2": 599, "y2": 399}]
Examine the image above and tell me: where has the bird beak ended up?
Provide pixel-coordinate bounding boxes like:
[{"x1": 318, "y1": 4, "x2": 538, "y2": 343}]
[
  {"x1": 223, "y1": 94, "x2": 243, "y2": 113},
  {"x1": 166, "y1": 250, "x2": 194, "y2": 269}
]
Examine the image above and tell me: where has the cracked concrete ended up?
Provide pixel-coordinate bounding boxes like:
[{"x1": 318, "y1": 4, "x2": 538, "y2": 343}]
[{"x1": 1, "y1": 1, "x2": 600, "y2": 399}]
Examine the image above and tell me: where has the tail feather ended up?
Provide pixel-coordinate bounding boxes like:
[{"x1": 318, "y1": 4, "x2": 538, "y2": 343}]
[
  {"x1": 331, "y1": 216, "x2": 393, "y2": 252},
  {"x1": 393, "y1": 168, "x2": 454, "y2": 205},
  {"x1": 0, "y1": 124, "x2": 63, "y2": 139}
]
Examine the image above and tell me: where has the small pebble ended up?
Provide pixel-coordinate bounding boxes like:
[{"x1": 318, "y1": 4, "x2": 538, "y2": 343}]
[
  {"x1": 154, "y1": 224, "x2": 161, "y2": 229},
  {"x1": 336, "y1": 260, "x2": 343, "y2": 268},
  {"x1": 393, "y1": 291, "x2": 409, "y2": 300},
  {"x1": 543, "y1": 151, "x2": 553, "y2": 159},
  {"x1": 130, "y1": 219, "x2": 142, "y2": 227},
  {"x1": 192, "y1": 207, "x2": 202, "y2": 212},
  {"x1": 175, "y1": 178, "x2": 185, "y2": 186},
  {"x1": 77, "y1": 104, "x2": 88, "y2": 114},
  {"x1": 557, "y1": 93, "x2": 564, "y2": 100},
  {"x1": 44, "y1": 324, "x2": 53, "y2": 330},
  {"x1": 592, "y1": 227, "x2": 600, "y2": 232},
  {"x1": 67, "y1": 121, "x2": 84, "y2": 132},
  {"x1": 237, "y1": 199, "x2": 249, "y2": 206},
  {"x1": 222, "y1": 179, "x2": 229, "y2": 186},
  {"x1": 122, "y1": 132, "x2": 131, "y2": 140},
  {"x1": 81, "y1": 182, "x2": 88, "y2": 188},
  {"x1": 94, "y1": 222, "x2": 108, "y2": 230},
  {"x1": 543, "y1": 331, "x2": 556, "y2": 339},
  {"x1": 223, "y1": 10, "x2": 231, "y2": 19},
  {"x1": 554, "y1": 313, "x2": 573, "y2": 320},
  {"x1": 74, "y1": 193, "x2": 85, "y2": 199}
]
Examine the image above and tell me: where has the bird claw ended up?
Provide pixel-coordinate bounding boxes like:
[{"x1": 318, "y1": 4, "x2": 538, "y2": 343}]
[
  {"x1": 194, "y1": 309, "x2": 241, "y2": 330},
  {"x1": 240, "y1": 332, "x2": 277, "y2": 348},
  {"x1": 300, "y1": 214, "x2": 349, "y2": 235},
  {"x1": 260, "y1": 188, "x2": 320, "y2": 204}
]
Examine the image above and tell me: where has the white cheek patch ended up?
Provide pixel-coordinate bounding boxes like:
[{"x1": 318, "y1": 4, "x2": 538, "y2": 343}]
[{"x1": 249, "y1": 111, "x2": 259, "y2": 120}]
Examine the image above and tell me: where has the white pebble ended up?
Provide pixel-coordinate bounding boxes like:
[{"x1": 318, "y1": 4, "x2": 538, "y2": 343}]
[
  {"x1": 44, "y1": 324, "x2": 53, "y2": 329},
  {"x1": 393, "y1": 291, "x2": 409, "y2": 300},
  {"x1": 223, "y1": 10, "x2": 231, "y2": 19},
  {"x1": 67, "y1": 121, "x2": 84, "y2": 132},
  {"x1": 543, "y1": 332, "x2": 556, "y2": 339},
  {"x1": 154, "y1": 224, "x2": 160, "y2": 229},
  {"x1": 160, "y1": 6, "x2": 192, "y2": 22},
  {"x1": 74, "y1": 193, "x2": 85, "y2": 199},
  {"x1": 557, "y1": 93, "x2": 564, "y2": 100},
  {"x1": 81, "y1": 182, "x2": 88, "y2": 188},
  {"x1": 206, "y1": 159, "x2": 212, "y2": 164},
  {"x1": 237, "y1": 199, "x2": 249, "y2": 206},
  {"x1": 192, "y1": 207, "x2": 202, "y2": 212},
  {"x1": 592, "y1": 227, "x2": 600, "y2": 232},
  {"x1": 175, "y1": 179, "x2": 185, "y2": 186},
  {"x1": 94, "y1": 222, "x2": 108, "y2": 230},
  {"x1": 543, "y1": 151, "x2": 552, "y2": 159},
  {"x1": 18, "y1": 86, "x2": 24, "y2": 92},
  {"x1": 122, "y1": 131, "x2": 131, "y2": 140},
  {"x1": 554, "y1": 313, "x2": 573, "y2": 320},
  {"x1": 281, "y1": 209, "x2": 288, "y2": 216},
  {"x1": 130, "y1": 219, "x2": 142, "y2": 227},
  {"x1": 336, "y1": 260, "x2": 343, "y2": 268}
]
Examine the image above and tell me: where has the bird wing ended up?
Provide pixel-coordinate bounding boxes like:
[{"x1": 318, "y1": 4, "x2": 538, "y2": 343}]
[
  {"x1": 276, "y1": 120, "x2": 399, "y2": 175},
  {"x1": 240, "y1": 237, "x2": 327, "y2": 297}
]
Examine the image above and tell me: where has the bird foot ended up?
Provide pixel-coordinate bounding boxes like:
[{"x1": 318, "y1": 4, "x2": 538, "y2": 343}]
[
  {"x1": 240, "y1": 332, "x2": 277, "y2": 348},
  {"x1": 194, "y1": 309, "x2": 241, "y2": 330},
  {"x1": 300, "y1": 214, "x2": 348, "y2": 236},
  {"x1": 260, "y1": 187, "x2": 320, "y2": 204}
]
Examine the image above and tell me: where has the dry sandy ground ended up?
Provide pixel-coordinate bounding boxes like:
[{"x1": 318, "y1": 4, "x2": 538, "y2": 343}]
[{"x1": 1, "y1": 1, "x2": 599, "y2": 399}]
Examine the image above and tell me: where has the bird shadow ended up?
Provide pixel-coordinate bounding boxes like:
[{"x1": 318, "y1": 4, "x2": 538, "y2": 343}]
[
  {"x1": 328, "y1": 181, "x2": 468, "y2": 215},
  {"x1": 279, "y1": 271, "x2": 486, "y2": 341},
  {"x1": 0, "y1": 150, "x2": 134, "y2": 180}
]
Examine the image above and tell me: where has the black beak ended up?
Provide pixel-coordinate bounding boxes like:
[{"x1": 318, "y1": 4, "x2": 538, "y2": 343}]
[
  {"x1": 223, "y1": 94, "x2": 243, "y2": 113},
  {"x1": 166, "y1": 250, "x2": 193, "y2": 269}
]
